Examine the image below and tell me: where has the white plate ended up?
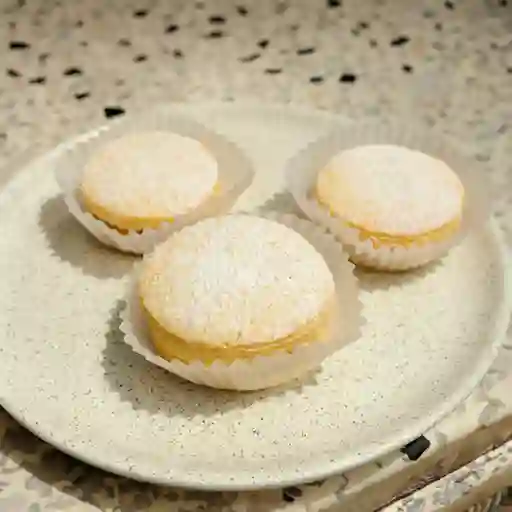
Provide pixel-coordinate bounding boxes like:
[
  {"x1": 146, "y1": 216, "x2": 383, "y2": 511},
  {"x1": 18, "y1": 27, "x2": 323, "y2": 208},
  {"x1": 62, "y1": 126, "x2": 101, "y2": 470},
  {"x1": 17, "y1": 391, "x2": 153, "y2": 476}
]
[{"x1": 0, "y1": 103, "x2": 509, "y2": 491}]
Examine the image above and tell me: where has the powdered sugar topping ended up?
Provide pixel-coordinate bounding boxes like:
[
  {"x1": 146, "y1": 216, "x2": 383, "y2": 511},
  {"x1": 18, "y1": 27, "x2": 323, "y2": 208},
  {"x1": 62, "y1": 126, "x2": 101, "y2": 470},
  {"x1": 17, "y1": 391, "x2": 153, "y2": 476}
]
[
  {"x1": 81, "y1": 131, "x2": 218, "y2": 219},
  {"x1": 316, "y1": 145, "x2": 464, "y2": 235},
  {"x1": 140, "y1": 215, "x2": 335, "y2": 345}
]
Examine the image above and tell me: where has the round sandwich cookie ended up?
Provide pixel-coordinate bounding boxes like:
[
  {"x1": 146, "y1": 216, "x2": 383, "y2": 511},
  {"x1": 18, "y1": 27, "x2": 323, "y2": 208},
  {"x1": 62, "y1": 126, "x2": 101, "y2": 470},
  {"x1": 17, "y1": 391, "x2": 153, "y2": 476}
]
[
  {"x1": 122, "y1": 214, "x2": 362, "y2": 390},
  {"x1": 81, "y1": 131, "x2": 219, "y2": 232},
  {"x1": 55, "y1": 113, "x2": 254, "y2": 254},
  {"x1": 315, "y1": 144, "x2": 464, "y2": 268},
  {"x1": 288, "y1": 123, "x2": 489, "y2": 271}
]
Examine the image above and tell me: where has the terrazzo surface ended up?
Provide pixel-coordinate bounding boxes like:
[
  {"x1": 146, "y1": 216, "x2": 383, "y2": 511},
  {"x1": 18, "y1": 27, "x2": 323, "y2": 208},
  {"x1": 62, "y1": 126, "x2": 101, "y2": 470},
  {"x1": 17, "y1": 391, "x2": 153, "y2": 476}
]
[{"x1": 1, "y1": 0, "x2": 511, "y2": 510}]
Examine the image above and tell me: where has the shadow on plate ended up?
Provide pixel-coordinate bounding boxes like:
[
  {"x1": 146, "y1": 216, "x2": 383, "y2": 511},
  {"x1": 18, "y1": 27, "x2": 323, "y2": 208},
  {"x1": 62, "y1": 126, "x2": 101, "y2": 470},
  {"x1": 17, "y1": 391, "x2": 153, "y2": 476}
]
[
  {"x1": 259, "y1": 190, "x2": 305, "y2": 216},
  {"x1": 102, "y1": 301, "x2": 320, "y2": 420},
  {"x1": 355, "y1": 259, "x2": 442, "y2": 293},
  {"x1": 38, "y1": 195, "x2": 136, "y2": 279}
]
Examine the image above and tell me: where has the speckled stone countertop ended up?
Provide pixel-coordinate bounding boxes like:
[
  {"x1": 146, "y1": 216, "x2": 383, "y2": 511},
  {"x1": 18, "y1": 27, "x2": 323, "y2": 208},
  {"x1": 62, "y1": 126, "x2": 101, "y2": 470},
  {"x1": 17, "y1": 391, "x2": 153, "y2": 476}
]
[{"x1": 0, "y1": 0, "x2": 511, "y2": 511}]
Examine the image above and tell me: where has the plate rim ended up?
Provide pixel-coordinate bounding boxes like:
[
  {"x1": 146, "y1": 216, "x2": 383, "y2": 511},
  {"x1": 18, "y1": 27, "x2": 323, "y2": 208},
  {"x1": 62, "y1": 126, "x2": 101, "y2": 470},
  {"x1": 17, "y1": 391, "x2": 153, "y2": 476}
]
[{"x1": 0, "y1": 101, "x2": 510, "y2": 491}]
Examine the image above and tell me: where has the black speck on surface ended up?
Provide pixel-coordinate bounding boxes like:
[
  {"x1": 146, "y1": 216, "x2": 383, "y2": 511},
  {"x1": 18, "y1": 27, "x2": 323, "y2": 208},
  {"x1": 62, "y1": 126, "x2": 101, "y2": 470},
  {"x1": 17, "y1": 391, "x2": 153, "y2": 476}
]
[
  {"x1": 434, "y1": 22, "x2": 443, "y2": 31},
  {"x1": 133, "y1": 9, "x2": 148, "y2": 17},
  {"x1": 297, "y1": 47, "x2": 315, "y2": 55},
  {"x1": 265, "y1": 68, "x2": 282, "y2": 75},
  {"x1": 195, "y1": 1, "x2": 205, "y2": 8},
  {"x1": 209, "y1": 15, "x2": 225, "y2": 24},
  {"x1": 0, "y1": 133, "x2": 6, "y2": 140},
  {"x1": 507, "y1": 67, "x2": 512, "y2": 74},
  {"x1": 258, "y1": 39, "x2": 269, "y2": 49},
  {"x1": 28, "y1": 76, "x2": 46, "y2": 84},
  {"x1": 390, "y1": 35, "x2": 410, "y2": 46},
  {"x1": 63, "y1": 66, "x2": 83, "y2": 76},
  {"x1": 9, "y1": 40, "x2": 30, "y2": 50},
  {"x1": 38, "y1": 52, "x2": 50, "y2": 63},
  {"x1": 276, "y1": 2, "x2": 288, "y2": 14},
  {"x1": 444, "y1": 0, "x2": 455, "y2": 9},
  {"x1": 118, "y1": 38, "x2": 131, "y2": 47},
  {"x1": 499, "y1": 0, "x2": 508, "y2": 6},
  {"x1": 351, "y1": 27, "x2": 361, "y2": 36},
  {"x1": 104, "y1": 107, "x2": 125, "y2": 119},
  {"x1": 7, "y1": 68, "x2": 21, "y2": 77},
  {"x1": 282, "y1": 493, "x2": 295, "y2": 503},
  {"x1": 400, "y1": 436, "x2": 431, "y2": 461},
  {"x1": 206, "y1": 30, "x2": 224, "y2": 39},
  {"x1": 133, "y1": 54, "x2": 148, "y2": 62},
  {"x1": 74, "y1": 91, "x2": 90, "y2": 100},
  {"x1": 165, "y1": 24, "x2": 179, "y2": 33},
  {"x1": 476, "y1": 153, "x2": 490, "y2": 163},
  {"x1": 327, "y1": 0, "x2": 341, "y2": 7},
  {"x1": 310, "y1": 75, "x2": 324, "y2": 84},
  {"x1": 339, "y1": 72, "x2": 357, "y2": 83},
  {"x1": 75, "y1": 19, "x2": 83, "y2": 27},
  {"x1": 358, "y1": 21, "x2": 370, "y2": 29},
  {"x1": 284, "y1": 487, "x2": 303, "y2": 498},
  {"x1": 239, "y1": 52, "x2": 260, "y2": 62},
  {"x1": 173, "y1": 49, "x2": 184, "y2": 58},
  {"x1": 370, "y1": 38, "x2": 378, "y2": 47},
  {"x1": 402, "y1": 63, "x2": 413, "y2": 73},
  {"x1": 236, "y1": 5, "x2": 248, "y2": 16}
]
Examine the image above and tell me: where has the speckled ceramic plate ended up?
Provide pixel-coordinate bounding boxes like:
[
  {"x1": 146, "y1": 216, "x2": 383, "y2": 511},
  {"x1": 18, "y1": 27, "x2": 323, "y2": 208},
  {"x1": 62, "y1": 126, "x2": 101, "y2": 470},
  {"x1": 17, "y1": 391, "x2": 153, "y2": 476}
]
[{"x1": 0, "y1": 103, "x2": 509, "y2": 491}]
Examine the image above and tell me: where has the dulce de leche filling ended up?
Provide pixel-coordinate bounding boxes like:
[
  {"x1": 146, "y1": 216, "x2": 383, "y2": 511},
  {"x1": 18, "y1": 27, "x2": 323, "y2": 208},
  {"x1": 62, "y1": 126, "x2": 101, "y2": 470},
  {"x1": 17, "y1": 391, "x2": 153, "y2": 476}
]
[
  {"x1": 80, "y1": 183, "x2": 220, "y2": 233},
  {"x1": 144, "y1": 300, "x2": 335, "y2": 366},
  {"x1": 349, "y1": 215, "x2": 462, "y2": 250},
  {"x1": 315, "y1": 193, "x2": 463, "y2": 250}
]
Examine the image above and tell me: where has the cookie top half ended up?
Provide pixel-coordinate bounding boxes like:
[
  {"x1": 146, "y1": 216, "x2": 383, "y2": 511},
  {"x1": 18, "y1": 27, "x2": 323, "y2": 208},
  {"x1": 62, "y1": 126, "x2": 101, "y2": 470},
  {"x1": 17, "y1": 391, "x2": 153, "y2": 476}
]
[
  {"x1": 139, "y1": 215, "x2": 335, "y2": 346},
  {"x1": 81, "y1": 131, "x2": 218, "y2": 225},
  {"x1": 316, "y1": 144, "x2": 464, "y2": 236}
]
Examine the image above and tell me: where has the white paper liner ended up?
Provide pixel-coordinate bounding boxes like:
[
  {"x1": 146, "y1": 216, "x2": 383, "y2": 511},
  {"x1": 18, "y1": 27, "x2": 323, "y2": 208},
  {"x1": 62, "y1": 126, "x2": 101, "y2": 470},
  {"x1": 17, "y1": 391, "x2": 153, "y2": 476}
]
[
  {"x1": 120, "y1": 213, "x2": 362, "y2": 391},
  {"x1": 287, "y1": 120, "x2": 491, "y2": 270},
  {"x1": 55, "y1": 109, "x2": 254, "y2": 254}
]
